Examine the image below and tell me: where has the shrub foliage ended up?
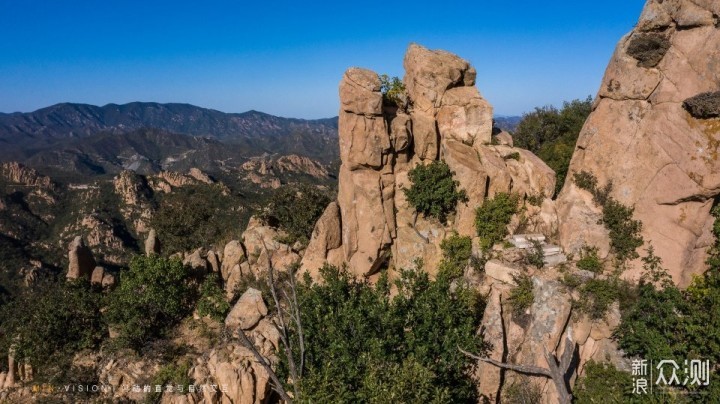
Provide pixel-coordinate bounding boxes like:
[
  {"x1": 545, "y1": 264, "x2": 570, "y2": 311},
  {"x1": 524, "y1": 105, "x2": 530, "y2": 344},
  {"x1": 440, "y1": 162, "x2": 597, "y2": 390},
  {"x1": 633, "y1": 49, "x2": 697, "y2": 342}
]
[
  {"x1": 404, "y1": 161, "x2": 467, "y2": 222},
  {"x1": 292, "y1": 242, "x2": 485, "y2": 402},
  {"x1": 262, "y1": 184, "x2": 331, "y2": 246},
  {"x1": 105, "y1": 255, "x2": 193, "y2": 351},
  {"x1": 475, "y1": 192, "x2": 519, "y2": 250}
]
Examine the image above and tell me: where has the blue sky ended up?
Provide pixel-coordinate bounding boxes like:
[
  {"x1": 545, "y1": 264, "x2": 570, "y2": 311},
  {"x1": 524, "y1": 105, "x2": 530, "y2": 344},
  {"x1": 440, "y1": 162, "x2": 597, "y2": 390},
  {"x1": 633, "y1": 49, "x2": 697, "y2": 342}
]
[{"x1": 0, "y1": 1, "x2": 646, "y2": 119}]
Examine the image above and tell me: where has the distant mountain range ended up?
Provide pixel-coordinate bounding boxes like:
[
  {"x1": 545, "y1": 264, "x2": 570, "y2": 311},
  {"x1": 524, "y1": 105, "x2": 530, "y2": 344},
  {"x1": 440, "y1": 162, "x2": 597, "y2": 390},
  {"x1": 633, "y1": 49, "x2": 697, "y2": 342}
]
[
  {"x1": 0, "y1": 102, "x2": 521, "y2": 179},
  {"x1": 0, "y1": 102, "x2": 339, "y2": 164},
  {"x1": 493, "y1": 115, "x2": 522, "y2": 132}
]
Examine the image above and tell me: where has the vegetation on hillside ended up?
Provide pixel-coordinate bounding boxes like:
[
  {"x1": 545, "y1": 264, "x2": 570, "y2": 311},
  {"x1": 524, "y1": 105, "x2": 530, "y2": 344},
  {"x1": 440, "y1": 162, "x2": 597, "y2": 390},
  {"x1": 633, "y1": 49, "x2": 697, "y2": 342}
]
[
  {"x1": 151, "y1": 184, "x2": 248, "y2": 254},
  {"x1": 513, "y1": 97, "x2": 592, "y2": 196},
  {"x1": 262, "y1": 184, "x2": 331, "y2": 246},
  {"x1": 0, "y1": 278, "x2": 105, "y2": 383},
  {"x1": 290, "y1": 245, "x2": 485, "y2": 402},
  {"x1": 104, "y1": 255, "x2": 194, "y2": 351}
]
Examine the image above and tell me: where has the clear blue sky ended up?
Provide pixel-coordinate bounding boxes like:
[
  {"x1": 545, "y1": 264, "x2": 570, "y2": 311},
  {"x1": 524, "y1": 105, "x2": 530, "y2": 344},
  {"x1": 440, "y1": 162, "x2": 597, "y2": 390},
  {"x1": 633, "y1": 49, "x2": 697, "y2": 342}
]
[{"x1": 0, "y1": 1, "x2": 646, "y2": 119}]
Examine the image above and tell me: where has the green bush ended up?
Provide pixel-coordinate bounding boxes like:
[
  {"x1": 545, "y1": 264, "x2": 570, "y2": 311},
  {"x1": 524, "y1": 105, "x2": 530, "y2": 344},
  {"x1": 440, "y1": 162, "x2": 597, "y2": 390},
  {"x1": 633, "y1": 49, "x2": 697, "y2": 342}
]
[
  {"x1": 146, "y1": 361, "x2": 192, "y2": 404},
  {"x1": 573, "y1": 171, "x2": 643, "y2": 263},
  {"x1": 404, "y1": 161, "x2": 467, "y2": 222},
  {"x1": 439, "y1": 233, "x2": 473, "y2": 278},
  {"x1": 577, "y1": 278, "x2": 621, "y2": 320},
  {"x1": 105, "y1": 255, "x2": 193, "y2": 351},
  {"x1": 616, "y1": 209, "x2": 720, "y2": 396},
  {"x1": 576, "y1": 245, "x2": 603, "y2": 274},
  {"x1": 263, "y1": 184, "x2": 331, "y2": 246},
  {"x1": 573, "y1": 361, "x2": 635, "y2": 403},
  {"x1": 508, "y1": 273, "x2": 534, "y2": 316},
  {"x1": 379, "y1": 74, "x2": 406, "y2": 106},
  {"x1": 0, "y1": 278, "x2": 105, "y2": 382},
  {"x1": 475, "y1": 192, "x2": 519, "y2": 250},
  {"x1": 513, "y1": 97, "x2": 592, "y2": 196},
  {"x1": 196, "y1": 275, "x2": 231, "y2": 322},
  {"x1": 523, "y1": 239, "x2": 545, "y2": 269},
  {"x1": 293, "y1": 263, "x2": 484, "y2": 402},
  {"x1": 602, "y1": 199, "x2": 643, "y2": 262}
]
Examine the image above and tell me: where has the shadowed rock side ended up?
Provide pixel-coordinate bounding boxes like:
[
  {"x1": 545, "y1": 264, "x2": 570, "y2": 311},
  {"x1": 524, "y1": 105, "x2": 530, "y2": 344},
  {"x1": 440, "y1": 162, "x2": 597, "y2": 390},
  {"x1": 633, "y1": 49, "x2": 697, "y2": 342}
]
[
  {"x1": 556, "y1": 0, "x2": 720, "y2": 286},
  {"x1": 301, "y1": 44, "x2": 556, "y2": 279}
]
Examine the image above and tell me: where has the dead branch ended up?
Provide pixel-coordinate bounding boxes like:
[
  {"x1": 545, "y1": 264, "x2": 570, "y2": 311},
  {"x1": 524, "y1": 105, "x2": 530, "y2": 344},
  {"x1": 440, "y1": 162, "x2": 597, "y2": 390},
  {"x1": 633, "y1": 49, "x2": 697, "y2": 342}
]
[{"x1": 459, "y1": 327, "x2": 576, "y2": 404}]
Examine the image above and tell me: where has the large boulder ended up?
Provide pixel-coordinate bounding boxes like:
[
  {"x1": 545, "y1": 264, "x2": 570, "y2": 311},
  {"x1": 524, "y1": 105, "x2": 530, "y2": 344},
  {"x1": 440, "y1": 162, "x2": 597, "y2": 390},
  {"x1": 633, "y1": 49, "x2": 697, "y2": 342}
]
[
  {"x1": 67, "y1": 236, "x2": 96, "y2": 280},
  {"x1": 300, "y1": 202, "x2": 343, "y2": 277},
  {"x1": 403, "y1": 43, "x2": 476, "y2": 113},
  {"x1": 225, "y1": 288, "x2": 268, "y2": 331},
  {"x1": 556, "y1": 0, "x2": 720, "y2": 286},
  {"x1": 144, "y1": 228, "x2": 160, "y2": 256}
]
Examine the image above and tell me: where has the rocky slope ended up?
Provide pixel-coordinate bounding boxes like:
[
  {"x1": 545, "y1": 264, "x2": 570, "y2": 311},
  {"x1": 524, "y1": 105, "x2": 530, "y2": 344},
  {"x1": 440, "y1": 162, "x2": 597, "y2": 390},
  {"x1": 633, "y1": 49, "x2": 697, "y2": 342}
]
[{"x1": 556, "y1": 0, "x2": 720, "y2": 286}]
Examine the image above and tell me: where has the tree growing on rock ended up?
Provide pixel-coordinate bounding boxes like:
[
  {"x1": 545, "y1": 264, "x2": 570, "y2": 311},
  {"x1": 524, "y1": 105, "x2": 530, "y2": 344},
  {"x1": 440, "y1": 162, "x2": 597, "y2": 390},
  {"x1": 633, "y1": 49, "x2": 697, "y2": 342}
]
[{"x1": 404, "y1": 160, "x2": 467, "y2": 223}]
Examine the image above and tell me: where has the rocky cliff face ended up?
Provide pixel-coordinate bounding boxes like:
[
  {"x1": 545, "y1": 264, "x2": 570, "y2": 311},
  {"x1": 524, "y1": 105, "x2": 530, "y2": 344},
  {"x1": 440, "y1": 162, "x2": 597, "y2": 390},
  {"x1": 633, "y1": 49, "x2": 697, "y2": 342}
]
[
  {"x1": 301, "y1": 44, "x2": 556, "y2": 278},
  {"x1": 556, "y1": 0, "x2": 720, "y2": 286}
]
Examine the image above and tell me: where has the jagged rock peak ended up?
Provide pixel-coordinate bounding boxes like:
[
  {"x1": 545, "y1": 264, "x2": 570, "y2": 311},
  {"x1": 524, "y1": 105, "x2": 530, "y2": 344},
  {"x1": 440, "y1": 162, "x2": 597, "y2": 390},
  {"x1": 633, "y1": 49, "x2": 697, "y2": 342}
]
[{"x1": 301, "y1": 43, "x2": 556, "y2": 278}]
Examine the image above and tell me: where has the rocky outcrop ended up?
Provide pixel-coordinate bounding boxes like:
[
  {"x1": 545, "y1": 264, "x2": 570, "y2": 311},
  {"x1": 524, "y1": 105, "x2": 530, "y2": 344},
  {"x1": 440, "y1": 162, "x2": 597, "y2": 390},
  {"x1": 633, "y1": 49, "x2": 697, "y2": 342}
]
[
  {"x1": 556, "y1": 0, "x2": 720, "y2": 286},
  {"x1": 475, "y1": 257, "x2": 628, "y2": 403},
  {"x1": 242, "y1": 217, "x2": 300, "y2": 276},
  {"x1": 0, "y1": 162, "x2": 54, "y2": 189},
  {"x1": 241, "y1": 154, "x2": 330, "y2": 189},
  {"x1": 113, "y1": 170, "x2": 154, "y2": 234},
  {"x1": 302, "y1": 44, "x2": 556, "y2": 278},
  {"x1": 145, "y1": 228, "x2": 161, "y2": 256},
  {"x1": 66, "y1": 236, "x2": 96, "y2": 280}
]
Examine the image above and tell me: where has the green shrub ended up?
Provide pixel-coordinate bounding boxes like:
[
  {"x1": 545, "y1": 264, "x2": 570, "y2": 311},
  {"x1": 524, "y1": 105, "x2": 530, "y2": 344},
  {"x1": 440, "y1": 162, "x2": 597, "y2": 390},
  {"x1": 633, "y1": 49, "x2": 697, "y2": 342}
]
[
  {"x1": 146, "y1": 361, "x2": 192, "y2": 404},
  {"x1": 576, "y1": 245, "x2": 603, "y2": 274},
  {"x1": 475, "y1": 192, "x2": 519, "y2": 250},
  {"x1": 503, "y1": 376, "x2": 543, "y2": 404},
  {"x1": 616, "y1": 226, "x2": 720, "y2": 383},
  {"x1": 0, "y1": 278, "x2": 105, "y2": 382},
  {"x1": 523, "y1": 239, "x2": 545, "y2": 269},
  {"x1": 263, "y1": 184, "x2": 331, "y2": 246},
  {"x1": 508, "y1": 273, "x2": 534, "y2": 316},
  {"x1": 293, "y1": 263, "x2": 484, "y2": 402},
  {"x1": 513, "y1": 97, "x2": 592, "y2": 196},
  {"x1": 573, "y1": 171, "x2": 598, "y2": 193},
  {"x1": 379, "y1": 74, "x2": 406, "y2": 106},
  {"x1": 404, "y1": 161, "x2": 467, "y2": 222},
  {"x1": 573, "y1": 171, "x2": 643, "y2": 263},
  {"x1": 602, "y1": 199, "x2": 643, "y2": 262},
  {"x1": 196, "y1": 275, "x2": 231, "y2": 322},
  {"x1": 577, "y1": 278, "x2": 621, "y2": 320},
  {"x1": 504, "y1": 152, "x2": 520, "y2": 161},
  {"x1": 105, "y1": 255, "x2": 193, "y2": 351},
  {"x1": 573, "y1": 361, "x2": 635, "y2": 403},
  {"x1": 439, "y1": 233, "x2": 473, "y2": 278}
]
